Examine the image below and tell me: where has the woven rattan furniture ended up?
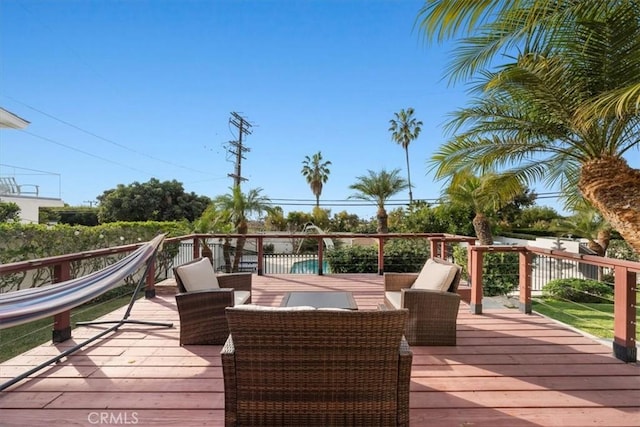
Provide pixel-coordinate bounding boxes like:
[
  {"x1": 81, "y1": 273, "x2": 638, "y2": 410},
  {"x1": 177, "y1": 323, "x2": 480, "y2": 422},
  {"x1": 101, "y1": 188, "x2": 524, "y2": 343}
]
[
  {"x1": 222, "y1": 307, "x2": 412, "y2": 426},
  {"x1": 174, "y1": 258, "x2": 252, "y2": 345},
  {"x1": 383, "y1": 257, "x2": 462, "y2": 346}
]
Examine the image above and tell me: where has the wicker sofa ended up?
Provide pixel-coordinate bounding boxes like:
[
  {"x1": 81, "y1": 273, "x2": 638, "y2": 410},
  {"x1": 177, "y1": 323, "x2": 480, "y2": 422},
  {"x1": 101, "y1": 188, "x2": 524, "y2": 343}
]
[
  {"x1": 222, "y1": 306, "x2": 412, "y2": 426},
  {"x1": 173, "y1": 257, "x2": 252, "y2": 345},
  {"x1": 383, "y1": 257, "x2": 462, "y2": 346}
]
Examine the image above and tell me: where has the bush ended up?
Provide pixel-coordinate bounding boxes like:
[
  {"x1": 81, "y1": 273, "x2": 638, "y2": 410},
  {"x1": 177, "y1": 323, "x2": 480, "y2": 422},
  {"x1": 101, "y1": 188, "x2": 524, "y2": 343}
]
[
  {"x1": 542, "y1": 278, "x2": 613, "y2": 303},
  {"x1": 325, "y1": 238, "x2": 431, "y2": 273},
  {"x1": 453, "y1": 246, "x2": 519, "y2": 296},
  {"x1": 326, "y1": 245, "x2": 377, "y2": 273}
]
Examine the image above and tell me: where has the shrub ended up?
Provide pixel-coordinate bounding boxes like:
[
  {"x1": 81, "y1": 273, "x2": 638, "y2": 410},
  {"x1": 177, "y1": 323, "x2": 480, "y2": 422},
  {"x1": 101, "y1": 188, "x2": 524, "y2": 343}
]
[
  {"x1": 326, "y1": 245, "x2": 377, "y2": 273},
  {"x1": 453, "y1": 245, "x2": 519, "y2": 296},
  {"x1": 325, "y1": 238, "x2": 431, "y2": 273},
  {"x1": 542, "y1": 278, "x2": 613, "y2": 303}
]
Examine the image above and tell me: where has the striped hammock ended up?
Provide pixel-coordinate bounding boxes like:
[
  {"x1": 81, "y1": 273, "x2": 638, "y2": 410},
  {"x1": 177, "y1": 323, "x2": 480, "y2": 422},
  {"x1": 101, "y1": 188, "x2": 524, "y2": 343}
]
[{"x1": 0, "y1": 234, "x2": 165, "y2": 329}]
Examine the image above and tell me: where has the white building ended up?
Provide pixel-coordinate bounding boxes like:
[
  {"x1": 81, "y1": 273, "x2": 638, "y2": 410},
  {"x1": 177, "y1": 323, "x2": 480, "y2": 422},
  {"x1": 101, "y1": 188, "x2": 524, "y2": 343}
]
[{"x1": 0, "y1": 108, "x2": 65, "y2": 223}]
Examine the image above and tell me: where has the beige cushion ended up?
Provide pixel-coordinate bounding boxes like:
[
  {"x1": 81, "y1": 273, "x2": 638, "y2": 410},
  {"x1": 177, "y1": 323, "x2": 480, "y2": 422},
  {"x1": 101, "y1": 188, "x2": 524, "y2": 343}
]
[
  {"x1": 412, "y1": 259, "x2": 457, "y2": 292},
  {"x1": 385, "y1": 291, "x2": 401, "y2": 309},
  {"x1": 234, "y1": 290, "x2": 251, "y2": 306},
  {"x1": 176, "y1": 258, "x2": 219, "y2": 292}
]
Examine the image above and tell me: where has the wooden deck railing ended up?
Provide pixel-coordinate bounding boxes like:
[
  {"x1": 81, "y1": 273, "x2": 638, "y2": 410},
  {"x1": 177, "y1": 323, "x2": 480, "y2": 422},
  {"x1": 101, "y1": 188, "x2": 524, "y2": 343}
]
[{"x1": 1, "y1": 233, "x2": 637, "y2": 362}]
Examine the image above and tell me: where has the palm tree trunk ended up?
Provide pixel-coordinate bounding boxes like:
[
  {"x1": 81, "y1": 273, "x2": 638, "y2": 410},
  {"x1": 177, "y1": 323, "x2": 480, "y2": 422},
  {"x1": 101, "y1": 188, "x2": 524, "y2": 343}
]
[
  {"x1": 232, "y1": 220, "x2": 248, "y2": 273},
  {"x1": 473, "y1": 212, "x2": 494, "y2": 245},
  {"x1": 377, "y1": 207, "x2": 388, "y2": 234},
  {"x1": 222, "y1": 238, "x2": 232, "y2": 273},
  {"x1": 404, "y1": 147, "x2": 413, "y2": 204},
  {"x1": 579, "y1": 156, "x2": 640, "y2": 255}
]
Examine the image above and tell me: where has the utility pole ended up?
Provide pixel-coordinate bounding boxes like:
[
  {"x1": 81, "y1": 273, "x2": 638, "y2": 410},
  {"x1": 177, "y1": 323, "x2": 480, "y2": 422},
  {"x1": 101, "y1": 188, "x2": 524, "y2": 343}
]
[{"x1": 227, "y1": 112, "x2": 252, "y2": 188}]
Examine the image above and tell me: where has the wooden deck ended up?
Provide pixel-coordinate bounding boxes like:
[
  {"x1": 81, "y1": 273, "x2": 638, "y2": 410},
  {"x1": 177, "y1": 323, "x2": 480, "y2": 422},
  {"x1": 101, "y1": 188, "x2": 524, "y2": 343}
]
[{"x1": 1, "y1": 274, "x2": 638, "y2": 426}]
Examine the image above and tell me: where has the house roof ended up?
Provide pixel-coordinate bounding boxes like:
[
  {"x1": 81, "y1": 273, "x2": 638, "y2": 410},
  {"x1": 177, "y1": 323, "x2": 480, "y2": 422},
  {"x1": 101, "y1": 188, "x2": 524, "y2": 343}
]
[{"x1": 0, "y1": 107, "x2": 30, "y2": 129}]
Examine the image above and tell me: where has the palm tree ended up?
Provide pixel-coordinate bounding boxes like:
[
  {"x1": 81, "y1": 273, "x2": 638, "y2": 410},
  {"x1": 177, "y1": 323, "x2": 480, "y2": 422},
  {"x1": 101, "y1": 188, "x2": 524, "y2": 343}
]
[
  {"x1": 192, "y1": 203, "x2": 234, "y2": 266},
  {"x1": 554, "y1": 202, "x2": 611, "y2": 257},
  {"x1": 442, "y1": 171, "x2": 524, "y2": 245},
  {"x1": 389, "y1": 107, "x2": 422, "y2": 204},
  {"x1": 418, "y1": 1, "x2": 640, "y2": 253},
  {"x1": 301, "y1": 151, "x2": 331, "y2": 208},
  {"x1": 214, "y1": 187, "x2": 271, "y2": 272},
  {"x1": 349, "y1": 169, "x2": 409, "y2": 233}
]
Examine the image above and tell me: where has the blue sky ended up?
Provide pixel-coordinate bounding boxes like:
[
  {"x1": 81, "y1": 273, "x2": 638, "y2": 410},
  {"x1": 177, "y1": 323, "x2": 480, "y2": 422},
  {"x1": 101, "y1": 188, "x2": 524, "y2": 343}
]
[{"x1": 1, "y1": 0, "x2": 565, "y2": 220}]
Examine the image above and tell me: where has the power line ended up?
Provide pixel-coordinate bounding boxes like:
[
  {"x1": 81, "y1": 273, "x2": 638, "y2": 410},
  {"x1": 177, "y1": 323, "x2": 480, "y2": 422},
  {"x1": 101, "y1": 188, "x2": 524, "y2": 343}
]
[
  {"x1": 22, "y1": 130, "x2": 156, "y2": 175},
  {"x1": 3, "y1": 95, "x2": 211, "y2": 176}
]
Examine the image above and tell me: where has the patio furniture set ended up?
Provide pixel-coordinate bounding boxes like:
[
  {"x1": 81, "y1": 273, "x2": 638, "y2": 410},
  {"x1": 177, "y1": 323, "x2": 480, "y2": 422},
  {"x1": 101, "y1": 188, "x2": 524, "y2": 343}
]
[{"x1": 173, "y1": 256, "x2": 462, "y2": 426}]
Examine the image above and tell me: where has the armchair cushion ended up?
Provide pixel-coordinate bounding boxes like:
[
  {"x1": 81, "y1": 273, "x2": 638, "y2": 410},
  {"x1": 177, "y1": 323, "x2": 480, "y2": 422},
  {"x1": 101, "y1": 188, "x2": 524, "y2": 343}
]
[
  {"x1": 385, "y1": 291, "x2": 402, "y2": 309},
  {"x1": 175, "y1": 257, "x2": 219, "y2": 292},
  {"x1": 412, "y1": 258, "x2": 458, "y2": 292},
  {"x1": 234, "y1": 291, "x2": 251, "y2": 306}
]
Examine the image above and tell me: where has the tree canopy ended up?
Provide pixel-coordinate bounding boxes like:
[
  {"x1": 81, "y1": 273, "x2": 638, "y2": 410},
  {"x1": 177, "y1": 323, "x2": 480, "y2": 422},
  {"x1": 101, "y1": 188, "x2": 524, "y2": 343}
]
[{"x1": 97, "y1": 178, "x2": 211, "y2": 222}]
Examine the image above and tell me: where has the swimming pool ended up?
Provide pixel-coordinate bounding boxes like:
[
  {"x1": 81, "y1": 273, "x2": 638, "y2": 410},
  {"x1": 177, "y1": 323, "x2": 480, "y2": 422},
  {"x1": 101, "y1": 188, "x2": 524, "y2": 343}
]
[{"x1": 289, "y1": 259, "x2": 330, "y2": 274}]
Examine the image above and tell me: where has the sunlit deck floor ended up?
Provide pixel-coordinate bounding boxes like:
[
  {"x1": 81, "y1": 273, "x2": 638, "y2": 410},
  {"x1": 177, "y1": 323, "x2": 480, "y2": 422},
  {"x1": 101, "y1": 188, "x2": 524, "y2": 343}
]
[{"x1": 1, "y1": 274, "x2": 638, "y2": 426}]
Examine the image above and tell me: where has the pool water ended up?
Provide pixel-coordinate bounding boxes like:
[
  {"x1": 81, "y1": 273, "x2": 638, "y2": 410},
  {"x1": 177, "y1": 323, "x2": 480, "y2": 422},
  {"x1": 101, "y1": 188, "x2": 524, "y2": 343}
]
[{"x1": 289, "y1": 259, "x2": 330, "y2": 274}]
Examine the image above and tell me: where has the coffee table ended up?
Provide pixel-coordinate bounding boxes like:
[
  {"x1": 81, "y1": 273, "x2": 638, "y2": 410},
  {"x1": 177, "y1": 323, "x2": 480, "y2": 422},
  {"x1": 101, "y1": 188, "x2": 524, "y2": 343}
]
[{"x1": 280, "y1": 291, "x2": 358, "y2": 310}]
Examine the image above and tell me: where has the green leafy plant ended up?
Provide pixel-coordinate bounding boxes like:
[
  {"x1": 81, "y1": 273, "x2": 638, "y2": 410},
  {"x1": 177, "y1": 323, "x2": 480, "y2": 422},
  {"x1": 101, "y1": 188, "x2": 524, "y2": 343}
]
[
  {"x1": 453, "y1": 245, "x2": 519, "y2": 296},
  {"x1": 325, "y1": 239, "x2": 431, "y2": 273},
  {"x1": 542, "y1": 278, "x2": 613, "y2": 303}
]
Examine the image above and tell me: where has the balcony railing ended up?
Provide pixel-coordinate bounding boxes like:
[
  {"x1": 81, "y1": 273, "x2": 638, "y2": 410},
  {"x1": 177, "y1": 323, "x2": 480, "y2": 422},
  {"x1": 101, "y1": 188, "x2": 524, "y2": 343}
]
[{"x1": 0, "y1": 232, "x2": 637, "y2": 363}]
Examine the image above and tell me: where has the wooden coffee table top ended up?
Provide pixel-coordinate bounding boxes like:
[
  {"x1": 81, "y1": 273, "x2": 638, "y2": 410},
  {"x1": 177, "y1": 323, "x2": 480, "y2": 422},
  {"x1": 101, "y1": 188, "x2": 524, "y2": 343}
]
[{"x1": 280, "y1": 291, "x2": 358, "y2": 310}]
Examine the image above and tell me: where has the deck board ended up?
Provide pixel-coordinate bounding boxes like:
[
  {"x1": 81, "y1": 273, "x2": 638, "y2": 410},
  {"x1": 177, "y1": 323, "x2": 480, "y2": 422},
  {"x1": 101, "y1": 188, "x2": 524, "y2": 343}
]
[{"x1": 1, "y1": 273, "x2": 638, "y2": 426}]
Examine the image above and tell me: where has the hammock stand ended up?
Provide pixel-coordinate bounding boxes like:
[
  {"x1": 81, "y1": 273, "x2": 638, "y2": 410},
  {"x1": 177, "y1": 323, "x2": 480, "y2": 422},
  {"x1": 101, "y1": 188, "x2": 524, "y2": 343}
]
[{"x1": 0, "y1": 235, "x2": 173, "y2": 391}]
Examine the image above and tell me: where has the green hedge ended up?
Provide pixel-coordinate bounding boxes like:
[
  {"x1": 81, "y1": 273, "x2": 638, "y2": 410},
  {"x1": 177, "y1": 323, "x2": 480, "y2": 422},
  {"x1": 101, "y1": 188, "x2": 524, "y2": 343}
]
[
  {"x1": 326, "y1": 238, "x2": 431, "y2": 273},
  {"x1": 0, "y1": 221, "x2": 191, "y2": 292},
  {"x1": 542, "y1": 278, "x2": 613, "y2": 303},
  {"x1": 453, "y1": 245, "x2": 519, "y2": 296}
]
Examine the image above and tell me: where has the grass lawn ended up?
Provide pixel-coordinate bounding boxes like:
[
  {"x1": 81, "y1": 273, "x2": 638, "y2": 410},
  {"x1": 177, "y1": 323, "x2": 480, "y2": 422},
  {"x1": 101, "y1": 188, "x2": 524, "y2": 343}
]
[
  {"x1": 532, "y1": 298, "x2": 640, "y2": 341},
  {"x1": 0, "y1": 294, "x2": 137, "y2": 363}
]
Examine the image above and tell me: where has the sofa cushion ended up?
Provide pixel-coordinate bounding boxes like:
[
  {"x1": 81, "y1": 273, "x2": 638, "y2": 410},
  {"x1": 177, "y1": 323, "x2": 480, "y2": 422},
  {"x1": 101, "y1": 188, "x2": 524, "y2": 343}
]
[
  {"x1": 176, "y1": 258, "x2": 219, "y2": 292},
  {"x1": 385, "y1": 291, "x2": 401, "y2": 309},
  {"x1": 234, "y1": 290, "x2": 251, "y2": 306},
  {"x1": 412, "y1": 259, "x2": 458, "y2": 292}
]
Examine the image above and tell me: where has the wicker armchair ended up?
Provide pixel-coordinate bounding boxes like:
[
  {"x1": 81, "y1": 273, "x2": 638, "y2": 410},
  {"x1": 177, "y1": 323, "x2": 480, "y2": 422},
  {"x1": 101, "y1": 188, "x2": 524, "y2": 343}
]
[
  {"x1": 222, "y1": 307, "x2": 412, "y2": 427},
  {"x1": 174, "y1": 258, "x2": 252, "y2": 345},
  {"x1": 383, "y1": 258, "x2": 462, "y2": 346}
]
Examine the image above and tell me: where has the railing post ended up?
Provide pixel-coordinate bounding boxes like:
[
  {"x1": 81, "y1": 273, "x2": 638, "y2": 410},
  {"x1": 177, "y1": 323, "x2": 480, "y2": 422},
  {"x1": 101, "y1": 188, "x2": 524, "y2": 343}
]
[
  {"x1": 440, "y1": 240, "x2": 447, "y2": 259},
  {"x1": 469, "y1": 247, "x2": 483, "y2": 314},
  {"x1": 257, "y1": 235, "x2": 264, "y2": 276},
  {"x1": 317, "y1": 236, "x2": 324, "y2": 276},
  {"x1": 518, "y1": 250, "x2": 532, "y2": 314},
  {"x1": 613, "y1": 266, "x2": 637, "y2": 363},
  {"x1": 377, "y1": 236, "x2": 385, "y2": 275},
  {"x1": 193, "y1": 236, "x2": 200, "y2": 260},
  {"x1": 145, "y1": 257, "x2": 156, "y2": 298},
  {"x1": 52, "y1": 261, "x2": 72, "y2": 343},
  {"x1": 430, "y1": 239, "x2": 438, "y2": 259}
]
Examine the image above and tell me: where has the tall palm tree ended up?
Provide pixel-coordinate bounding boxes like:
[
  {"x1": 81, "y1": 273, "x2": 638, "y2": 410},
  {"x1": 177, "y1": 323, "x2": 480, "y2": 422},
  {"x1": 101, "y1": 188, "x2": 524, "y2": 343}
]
[
  {"x1": 418, "y1": 1, "x2": 640, "y2": 253},
  {"x1": 389, "y1": 107, "x2": 422, "y2": 204},
  {"x1": 349, "y1": 169, "x2": 409, "y2": 233},
  {"x1": 442, "y1": 171, "x2": 524, "y2": 245},
  {"x1": 214, "y1": 186, "x2": 271, "y2": 272},
  {"x1": 301, "y1": 151, "x2": 331, "y2": 208}
]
